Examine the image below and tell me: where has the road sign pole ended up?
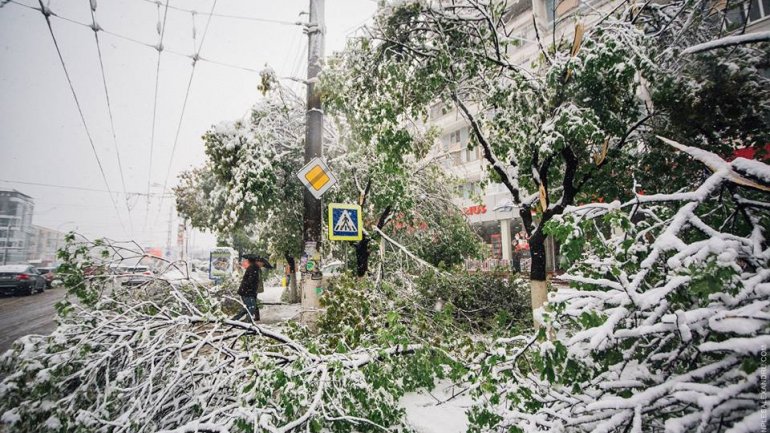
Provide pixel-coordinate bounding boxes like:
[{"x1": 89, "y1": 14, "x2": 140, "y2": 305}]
[{"x1": 301, "y1": 0, "x2": 325, "y2": 328}]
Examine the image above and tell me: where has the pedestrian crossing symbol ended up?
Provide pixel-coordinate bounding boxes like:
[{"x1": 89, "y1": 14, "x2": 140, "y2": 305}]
[{"x1": 328, "y1": 203, "x2": 363, "y2": 241}]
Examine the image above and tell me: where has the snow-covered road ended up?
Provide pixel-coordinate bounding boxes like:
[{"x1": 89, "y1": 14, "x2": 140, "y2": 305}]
[
  {"x1": 401, "y1": 380, "x2": 471, "y2": 433},
  {"x1": 0, "y1": 287, "x2": 66, "y2": 353},
  {"x1": 0, "y1": 284, "x2": 298, "y2": 353}
]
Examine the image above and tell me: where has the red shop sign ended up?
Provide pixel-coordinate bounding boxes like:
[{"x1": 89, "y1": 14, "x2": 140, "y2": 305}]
[{"x1": 464, "y1": 205, "x2": 487, "y2": 215}]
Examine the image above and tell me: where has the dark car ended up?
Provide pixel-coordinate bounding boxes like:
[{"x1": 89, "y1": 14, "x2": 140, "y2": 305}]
[
  {"x1": 36, "y1": 267, "x2": 56, "y2": 288},
  {"x1": 0, "y1": 265, "x2": 46, "y2": 296}
]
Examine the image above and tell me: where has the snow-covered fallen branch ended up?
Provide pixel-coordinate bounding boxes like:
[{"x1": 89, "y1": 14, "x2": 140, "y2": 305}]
[
  {"x1": 373, "y1": 226, "x2": 449, "y2": 276},
  {"x1": 468, "y1": 144, "x2": 770, "y2": 432},
  {"x1": 682, "y1": 30, "x2": 770, "y2": 55},
  {"x1": 0, "y1": 237, "x2": 431, "y2": 433}
]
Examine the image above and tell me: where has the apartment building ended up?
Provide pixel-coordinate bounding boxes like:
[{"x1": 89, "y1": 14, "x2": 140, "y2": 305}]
[
  {"x1": 27, "y1": 225, "x2": 65, "y2": 265},
  {"x1": 0, "y1": 189, "x2": 34, "y2": 265}
]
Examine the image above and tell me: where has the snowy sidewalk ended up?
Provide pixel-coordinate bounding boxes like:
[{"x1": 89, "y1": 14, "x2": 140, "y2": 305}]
[{"x1": 257, "y1": 285, "x2": 301, "y2": 324}]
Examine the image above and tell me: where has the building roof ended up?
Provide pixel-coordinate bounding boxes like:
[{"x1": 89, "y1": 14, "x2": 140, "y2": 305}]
[
  {"x1": 31, "y1": 225, "x2": 64, "y2": 234},
  {"x1": 0, "y1": 189, "x2": 33, "y2": 200}
]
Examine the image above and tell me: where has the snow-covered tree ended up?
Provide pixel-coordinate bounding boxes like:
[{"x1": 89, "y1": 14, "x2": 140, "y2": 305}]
[
  {"x1": 177, "y1": 69, "x2": 476, "y2": 279},
  {"x1": 465, "y1": 141, "x2": 770, "y2": 432},
  {"x1": 174, "y1": 71, "x2": 307, "y2": 299},
  {"x1": 323, "y1": 0, "x2": 770, "y2": 320}
]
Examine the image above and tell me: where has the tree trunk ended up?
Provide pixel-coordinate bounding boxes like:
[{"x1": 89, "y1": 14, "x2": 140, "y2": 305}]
[
  {"x1": 529, "y1": 230, "x2": 548, "y2": 328},
  {"x1": 355, "y1": 236, "x2": 371, "y2": 277},
  {"x1": 354, "y1": 205, "x2": 391, "y2": 278},
  {"x1": 282, "y1": 254, "x2": 300, "y2": 303}
]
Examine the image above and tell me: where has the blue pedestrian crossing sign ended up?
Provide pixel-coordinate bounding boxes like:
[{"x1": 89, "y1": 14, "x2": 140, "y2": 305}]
[{"x1": 328, "y1": 203, "x2": 363, "y2": 241}]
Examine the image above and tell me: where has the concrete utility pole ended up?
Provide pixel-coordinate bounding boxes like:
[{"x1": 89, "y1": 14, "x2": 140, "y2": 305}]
[
  {"x1": 304, "y1": 0, "x2": 324, "y2": 245},
  {"x1": 300, "y1": 0, "x2": 325, "y2": 325}
]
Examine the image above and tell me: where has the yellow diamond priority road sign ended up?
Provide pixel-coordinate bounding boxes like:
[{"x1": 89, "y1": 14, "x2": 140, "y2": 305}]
[{"x1": 297, "y1": 157, "x2": 337, "y2": 199}]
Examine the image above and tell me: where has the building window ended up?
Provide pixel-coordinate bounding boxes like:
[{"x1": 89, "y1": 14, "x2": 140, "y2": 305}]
[
  {"x1": 748, "y1": 0, "x2": 770, "y2": 22},
  {"x1": 545, "y1": 0, "x2": 556, "y2": 22},
  {"x1": 430, "y1": 102, "x2": 451, "y2": 120},
  {"x1": 451, "y1": 151, "x2": 462, "y2": 166},
  {"x1": 442, "y1": 156, "x2": 451, "y2": 168},
  {"x1": 725, "y1": 0, "x2": 770, "y2": 30},
  {"x1": 450, "y1": 129, "x2": 462, "y2": 145},
  {"x1": 443, "y1": 127, "x2": 468, "y2": 162},
  {"x1": 465, "y1": 142, "x2": 479, "y2": 162},
  {"x1": 461, "y1": 182, "x2": 483, "y2": 199}
]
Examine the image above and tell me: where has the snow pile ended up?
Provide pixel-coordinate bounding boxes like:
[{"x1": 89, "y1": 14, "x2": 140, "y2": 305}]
[{"x1": 400, "y1": 380, "x2": 472, "y2": 433}]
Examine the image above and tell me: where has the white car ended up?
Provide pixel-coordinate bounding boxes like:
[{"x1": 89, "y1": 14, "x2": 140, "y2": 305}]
[
  {"x1": 321, "y1": 260, "x2": 344, "y2": 277},
  {"x1": 117, "y1": 265, "x2": 154, "y2": 287}
]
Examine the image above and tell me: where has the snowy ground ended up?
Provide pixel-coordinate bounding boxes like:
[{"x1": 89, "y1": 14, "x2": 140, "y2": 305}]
[
  {"x1": 252, "y1": 286, "x2": 472, "y2": 431},
  {"x1": 258, "y1": 285, "x2": 301, "y2": 324},
  {"x1": 258, "y1": 285, "x2": 470, "y2": 431},
  {"x1": 400, "y1": 380, "x2": 472, "y2": 433}
]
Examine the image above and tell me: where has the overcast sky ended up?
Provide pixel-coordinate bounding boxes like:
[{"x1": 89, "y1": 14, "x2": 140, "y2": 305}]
[{"x1": 0, "y1": 0, "x2": 377, "y2": 254}]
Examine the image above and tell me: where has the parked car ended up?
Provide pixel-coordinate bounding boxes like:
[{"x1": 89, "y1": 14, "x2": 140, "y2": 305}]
[
  {"x1": 118, "y1": 265, "x2": 154, "y2": 287},
  {"x1": 0, "y1": 265, "x2": 46, "y2": 296},
  {"x1": 35, "y1": 267, "x2": 56, "y2": 288}
]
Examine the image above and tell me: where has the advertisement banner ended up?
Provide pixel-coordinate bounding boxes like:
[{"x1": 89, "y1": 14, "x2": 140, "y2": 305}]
[{"x1": 209, "y1": 247, "x2": 235, "y2": 280}]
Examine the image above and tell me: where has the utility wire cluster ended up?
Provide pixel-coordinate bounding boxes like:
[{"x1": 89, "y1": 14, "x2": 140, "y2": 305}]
[
  {"x1": 34, "y1": 0, "x2": 129, "y2": 236},
  {"x1": 4, "y1": 0, "x2": 306, "y2": 240},
  {"x1": 152, "y1": 0, "x2": 219, "y2": 229}
]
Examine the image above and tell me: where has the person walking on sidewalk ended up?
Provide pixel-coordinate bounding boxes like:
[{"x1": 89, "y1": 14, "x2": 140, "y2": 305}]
[{"x1": 232, "y1": 255, "x2": 269, "y2": 322}]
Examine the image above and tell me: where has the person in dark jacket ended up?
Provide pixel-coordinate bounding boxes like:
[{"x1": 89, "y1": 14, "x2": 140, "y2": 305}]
[{"x1": 232, "y1": 256, "x2": 268, "y2": 322}]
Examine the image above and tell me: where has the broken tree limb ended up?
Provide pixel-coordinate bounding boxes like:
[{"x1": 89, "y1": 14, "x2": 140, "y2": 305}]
[{"x1": 682, "y1": 30, "x2": 770, "y2": 54}]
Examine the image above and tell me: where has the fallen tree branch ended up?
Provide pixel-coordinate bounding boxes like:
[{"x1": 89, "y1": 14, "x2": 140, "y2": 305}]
[
  {"x1": 373, "y1": 226, "x2": 448, "y2": 276},
  {"x1": 682, "y1": 30, "x2": 770, "y2": 54}
]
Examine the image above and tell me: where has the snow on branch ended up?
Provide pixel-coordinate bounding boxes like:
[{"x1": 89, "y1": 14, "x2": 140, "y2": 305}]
[
  {"x1": 658, "y1": 135, "x2": 770, "y2": 192},
  {"x1": 682, "y1": 30, "x2": 770, "y2": 55},
  {"x1": 0, "y1": 236, "x2": 426, "y2": 433},
  {"x1": 468, "y1": 147, "x2": 770, "y2": 432}
]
